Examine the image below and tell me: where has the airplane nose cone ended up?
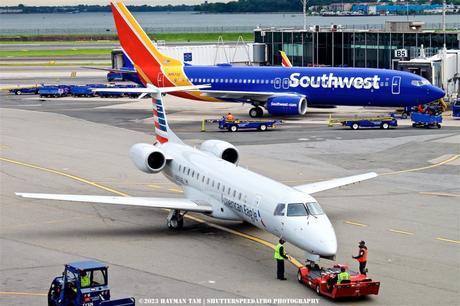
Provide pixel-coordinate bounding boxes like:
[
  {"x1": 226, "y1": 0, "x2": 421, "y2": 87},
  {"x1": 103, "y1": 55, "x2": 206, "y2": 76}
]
[
  {"x1": 317, "y1": 222, "x2": 337, "y2": 256},
  {"x1": 431, "y1": 86, "x2": 445, "y2": 100}
]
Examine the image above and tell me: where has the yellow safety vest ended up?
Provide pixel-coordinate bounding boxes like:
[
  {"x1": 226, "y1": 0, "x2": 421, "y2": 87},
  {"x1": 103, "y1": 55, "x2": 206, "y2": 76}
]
[
  {"x1": 337, "y1": 272, "x2": 350, "y2": 283},
  {"x1": 81, "y1": 275, "x2": 90, "y2": 288},
  {"x1": 274, "y1": 243, "x2": 285, "y2": 260}
]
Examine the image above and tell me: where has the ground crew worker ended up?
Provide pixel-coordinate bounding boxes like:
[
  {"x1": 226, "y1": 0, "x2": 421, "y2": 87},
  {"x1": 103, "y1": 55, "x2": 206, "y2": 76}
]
[
  {"x1": 225, "y1": 112, "x2": 235, "y2": 121},
  {"x1": 80, "y1": 271, "x2": 90, "y2": 288},
  {"x1": 353, "y1": 240, "x2": 368, "y2": 275},
  {"x1": 337, "y1": 266, "x2": 350, "y2": 284},
  {"x1": 274, "y1": 238, "x2": 288, "y2": 280}
]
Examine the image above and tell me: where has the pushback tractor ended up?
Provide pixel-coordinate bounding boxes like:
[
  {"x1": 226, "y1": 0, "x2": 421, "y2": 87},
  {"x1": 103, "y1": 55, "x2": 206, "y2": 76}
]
[{"x1": 48, "y1": 261, "x2": 135, "y2": 306}]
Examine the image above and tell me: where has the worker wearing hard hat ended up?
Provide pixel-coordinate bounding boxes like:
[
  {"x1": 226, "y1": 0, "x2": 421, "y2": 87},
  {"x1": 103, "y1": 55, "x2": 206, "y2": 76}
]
[
  {"x1": 353, "y1": 240, "x2": 368, "y2": 275},
  {"x1": 274, "y1": 238, "x2": 288, "y2": 280}
]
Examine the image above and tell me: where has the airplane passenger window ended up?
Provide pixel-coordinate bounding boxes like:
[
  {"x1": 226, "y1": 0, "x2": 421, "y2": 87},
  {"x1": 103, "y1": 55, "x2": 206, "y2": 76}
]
[
  {"x1": 197, "y1": 174, "x2": 200, "y2": 180},
  {"x1": 179, "y1": 165, "x2": 181, "y2": 171},
  {"x1": 306, "y1": 202, "x2": 324, "y2": 215},
  {"x1": 187, "y1": 169, "x2": 190, "y2": 175},
  {"x1": 212, "y1": 181, "x2": 215, "y2": 187},
  {"x1": 229, "y1": 79, "x2": 233, "y2": 83},
  {"x1": 256, "y1": 80, "x2": 260, "y2": 84},
  {"x1": 222, "y1": 186, "x2": 225, "y2": 192},
  {"x1": 243, "y1": 80, "x2": 247, "y2": 83},
  {"x1": 233, "y1": 190, "x2": 236, "y2": 197},
  {"x1": 239, "y1": 79, "x2": 242, "y2": 83},
  {"x1": 287, "y1": 203, "x2": 308, "y2": 216},
  {"x1": 217, "y1": 182, "x2": 220, "y2": 189},
  {"x1": 252, "y1": 80, "x2": 255, "y2": 84},
  {"x1": 202, "y1": 176, "x2": 205, "y2": 182},
  {"x1": 207, "y1": 178, "x2": 210, "y2": 184},
  {"x1": 228, "y1": 188, "x2": 231, "y2": 195},
  {"x1": 238, "y1": 193, "x2": 242, "y2": 200},
  {"x1": 211, "y1": 79, "x2": 214, "y2": 82},
  {"x1": 273, "y1": 204, "x2": 286, "y2": 216},
  {"x1": 199, "y1": 78, "x2": 202, "y2": 82},
  {"x1": 220, "y1": 79, "x2": 224, "y2": 82}
]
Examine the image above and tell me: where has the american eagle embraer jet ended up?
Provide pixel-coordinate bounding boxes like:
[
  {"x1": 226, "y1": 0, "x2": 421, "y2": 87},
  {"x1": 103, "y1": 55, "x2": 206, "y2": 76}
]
[
  {"x1": 101, "y1": 2, "x2": 444, "y2": 118},
  {"x1": 16, "y1": 82, "x2": 377, "y2": 262}
]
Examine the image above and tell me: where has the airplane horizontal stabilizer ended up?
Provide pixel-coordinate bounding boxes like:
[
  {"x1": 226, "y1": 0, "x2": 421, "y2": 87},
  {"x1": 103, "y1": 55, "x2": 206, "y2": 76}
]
[
  {"x1": 81, "y1": 66, "x2": 137, "y2": 74},
  {"x1": 293, "y1": 172, "x2": 378, "y2": 194},
  {"x1": 15, "y1": 193, "x2": 213, "y2": 213}
]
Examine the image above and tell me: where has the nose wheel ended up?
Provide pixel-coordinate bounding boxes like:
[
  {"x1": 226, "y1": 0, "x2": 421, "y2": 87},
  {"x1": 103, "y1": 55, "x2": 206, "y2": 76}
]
[
  {"x1": 249, "y1": 107, "x2": 264, "y2": 118},
  {"x1": 167, "y1": 209, "x2": 184, "y2": 229}
]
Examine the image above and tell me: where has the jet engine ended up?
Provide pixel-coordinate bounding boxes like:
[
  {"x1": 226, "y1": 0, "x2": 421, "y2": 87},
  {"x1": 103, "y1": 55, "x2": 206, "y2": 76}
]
[
  {"x1": 266, "y1": 96, "x2": 307, "y2": 116},
  {"x1": 200, "y1": 140, "x2": 239, "y2": 164},
  {"x1": 129, "y1": 143, "x2": 167, "y2": 173}
]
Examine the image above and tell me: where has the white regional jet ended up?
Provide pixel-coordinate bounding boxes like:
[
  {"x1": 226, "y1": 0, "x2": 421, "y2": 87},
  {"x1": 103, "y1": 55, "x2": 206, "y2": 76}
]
[{"x1": 17, "y1": 84, "x2": 377, "y2": 262}]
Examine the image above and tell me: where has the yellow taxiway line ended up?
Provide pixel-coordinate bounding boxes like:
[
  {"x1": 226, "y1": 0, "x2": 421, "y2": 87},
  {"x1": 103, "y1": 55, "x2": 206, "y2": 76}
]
[
  {"x1": 436, "y1": 237, "x2": 460, "y2": 245},
  {"x1": 380, "y1": 154, "x2": 459, "y2": 176},
  {"x1": 0, "y1": 156, "x2": 303, "y2": 269}
]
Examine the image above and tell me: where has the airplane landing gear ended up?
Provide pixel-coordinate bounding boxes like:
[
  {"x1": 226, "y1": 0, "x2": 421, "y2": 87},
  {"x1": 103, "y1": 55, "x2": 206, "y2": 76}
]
[
  {"x1": 249, "y1": 107, "x2": 264, "y2": 118},
  {"x1": 167, "y1": 209, "x2": 184, "y2": 229}
]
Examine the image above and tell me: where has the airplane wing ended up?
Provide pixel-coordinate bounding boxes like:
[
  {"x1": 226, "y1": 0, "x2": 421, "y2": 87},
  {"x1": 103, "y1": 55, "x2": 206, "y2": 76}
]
[
  {"x1": 280, "y1": 51, "x2": 293, "y2": 68},
  {"x1": 199, "y1": 90, "x2": 304, "y2": 102},
  {"x1": 15, "y1": 193, "x2": 213, "y2": 213},
  {"x1": 293, "y1": 172, "x2": 377, "y2": 194}
]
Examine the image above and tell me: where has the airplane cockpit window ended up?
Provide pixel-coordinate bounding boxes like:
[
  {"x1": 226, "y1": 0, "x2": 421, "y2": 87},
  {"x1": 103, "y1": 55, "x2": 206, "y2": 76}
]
[
  {"x1": 411, "y1": 79, "x2": 430, "y2": 86},
  {"x1": 274, "y1": 203, "x2": 286, "y2": 216},
  {"x1": 306, "y1": 202, "x2": 324, "y2": 215},
  {"x1": 287, "y1": 203, "x2": 308, "y2": 216}
]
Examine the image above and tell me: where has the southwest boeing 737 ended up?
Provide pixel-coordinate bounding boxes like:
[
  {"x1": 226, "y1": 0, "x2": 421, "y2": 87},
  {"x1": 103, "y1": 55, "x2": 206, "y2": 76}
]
[
  {"x1": 16, "y1": 1, "x2": 379, "y2": 263},
  {"x1": 99, "y1": 2, "x2": 444, "y2": 118}
]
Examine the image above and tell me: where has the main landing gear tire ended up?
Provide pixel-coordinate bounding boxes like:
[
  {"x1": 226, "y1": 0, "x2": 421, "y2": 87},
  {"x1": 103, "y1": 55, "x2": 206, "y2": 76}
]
[
  {"x1": 249, "y1": 107, "x2": 263, "y2": 118},
  {"x1": 351, "y1": 123, "x2": 359, "y2": 130},
  {"x1": 167, "y1": 209, "x2": 184, "y2": 230}
]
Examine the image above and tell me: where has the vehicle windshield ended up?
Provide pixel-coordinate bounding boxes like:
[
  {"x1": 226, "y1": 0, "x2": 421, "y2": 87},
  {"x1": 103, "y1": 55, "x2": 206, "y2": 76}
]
[
  {"x1": 306, "y1": 202, "x2": 324, "y2": 215},
  {"x1": 81, "y1": 269, "x2": 107, "y2": 288},
  {"x1": 411, "y1": 79, "x2": 430, "y2": 86}
]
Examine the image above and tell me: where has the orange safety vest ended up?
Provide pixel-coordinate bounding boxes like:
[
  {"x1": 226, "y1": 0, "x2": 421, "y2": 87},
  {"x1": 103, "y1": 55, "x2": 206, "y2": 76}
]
[{"x1": 357, "y1": 247, "x2": 368, "y2": 262}]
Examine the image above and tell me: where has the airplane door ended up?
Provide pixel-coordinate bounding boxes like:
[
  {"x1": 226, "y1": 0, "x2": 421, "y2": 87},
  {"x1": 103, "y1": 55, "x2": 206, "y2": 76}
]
[
  {"x1": 273, "y1": 203, "x2": 286, "y2": 236},
  {"x1": 391, "y1": 76, "x2": 401, "y2": 95},
  {"x1": 274, "y1": 78, "x2": 281, "y2": 89}
]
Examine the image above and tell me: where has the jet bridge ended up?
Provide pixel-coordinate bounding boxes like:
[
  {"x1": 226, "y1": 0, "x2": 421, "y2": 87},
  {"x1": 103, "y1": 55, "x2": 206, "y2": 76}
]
[{"x1": 397, "y1": 48, "x2": 460, "y2": 103}]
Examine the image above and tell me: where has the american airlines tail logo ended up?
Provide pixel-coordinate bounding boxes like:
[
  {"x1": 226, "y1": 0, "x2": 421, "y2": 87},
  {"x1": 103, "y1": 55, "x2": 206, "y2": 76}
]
[{"x1": 290, "y1": 73, "x2": 381, "y2": 90}]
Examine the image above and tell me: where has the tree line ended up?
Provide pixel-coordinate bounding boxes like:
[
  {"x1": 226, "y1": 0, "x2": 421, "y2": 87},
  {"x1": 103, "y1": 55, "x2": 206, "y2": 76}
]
[{"x1": 2, "y1": 1, "x2": 458, "y2": 14}]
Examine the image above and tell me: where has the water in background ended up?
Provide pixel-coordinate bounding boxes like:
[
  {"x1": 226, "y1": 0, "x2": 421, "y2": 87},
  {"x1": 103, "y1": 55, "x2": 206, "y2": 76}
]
[{"x1": 0, "y1": 11, "x2": 459, "y2": 34}]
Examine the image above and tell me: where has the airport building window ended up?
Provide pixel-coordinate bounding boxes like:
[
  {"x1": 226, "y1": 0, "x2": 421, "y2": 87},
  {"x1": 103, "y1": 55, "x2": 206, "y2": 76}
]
[{"x1": 274, "y1": 204, "x2": 286, "y2": 216}]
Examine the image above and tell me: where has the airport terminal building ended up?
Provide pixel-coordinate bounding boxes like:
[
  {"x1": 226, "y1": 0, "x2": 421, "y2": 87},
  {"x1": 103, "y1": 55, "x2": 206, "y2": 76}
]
[{"x1": 254, "y1": 21, "x2": 460, "y2": 69}]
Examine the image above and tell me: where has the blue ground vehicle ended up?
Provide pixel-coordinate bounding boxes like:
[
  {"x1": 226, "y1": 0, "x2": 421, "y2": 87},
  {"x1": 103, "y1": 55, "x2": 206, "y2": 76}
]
[
  {"x1": 9, "y1": 86, "x2": 40, "y2": 95},
  {"x1": 48, "y1": 261, "x2": 135, "y2": 306},
  {"x1": 411, "y1": 112, "x2": 442, "y2": 128},
  {"x1": 218, "y1": 118, "x2": 282, "y2": 132},
  {"x1": 453, "y1": 99, "x2": 460, "y2": 118},
  {"x1": 329, "y1": 116, "x2": 398, "y2": 130},
  {"x1": 70, "y1": 85, "x2": 97, "y2": 97},
  {"x1": 39, "y1": 85, "x2": 70, "y2": 98}
]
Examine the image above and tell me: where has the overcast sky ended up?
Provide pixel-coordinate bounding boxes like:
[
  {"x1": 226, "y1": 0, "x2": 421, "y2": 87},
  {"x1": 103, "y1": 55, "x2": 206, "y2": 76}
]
[{"x1": 2, "y1": 1, "x2": 226, "y2": 6}]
